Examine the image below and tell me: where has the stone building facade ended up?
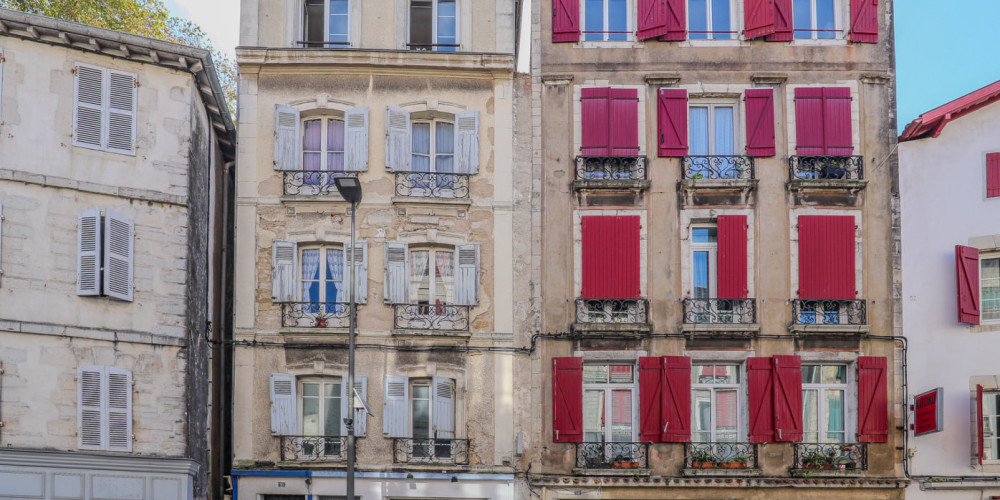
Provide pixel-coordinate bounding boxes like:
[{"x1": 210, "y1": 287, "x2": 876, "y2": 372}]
[{"x1": 0, "y1": 8, "x2": 235, "y2": 500}]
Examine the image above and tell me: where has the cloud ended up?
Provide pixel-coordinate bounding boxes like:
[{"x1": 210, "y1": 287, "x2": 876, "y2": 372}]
[{"x1": 165, "y1": 0, "x2": 240, "y2": 58}]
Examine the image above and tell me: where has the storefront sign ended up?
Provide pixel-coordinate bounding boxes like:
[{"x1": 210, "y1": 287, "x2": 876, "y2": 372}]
[{"x1": 914, "y1": 387, "x2": 944, "y2": 436}]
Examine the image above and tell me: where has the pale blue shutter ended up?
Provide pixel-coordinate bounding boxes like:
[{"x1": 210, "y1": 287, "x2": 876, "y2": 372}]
[
  {"x1": 274, "y1": 105, "x2": 301, "y2": 170},
  {"x1": 343, "y1": 375, "x2": 369, "y2": 437},
  {"x1": 432, "y1": 376, "x2": 456, "y2": 440},
  {"x1": 106, "y1": 70, "x2": 136, "y2": 155},
  {"x1": 454, "y1": 243, "x2": 480, "y2": 306},
  {"x1": 269, "y1": 373, "x2": 297, "y2": 435},
  {"x1": 78, "y1": 366, "x2": 104, "y2": 450},
  {"x1": 344, "y1": 106, "x2": 369, "y2": 172},
  {"x1": 272, "y1": 240, "x2": 297, "y2": 302},
  {"x1": 103, "y1": 210, "x2": 134, "y2": 301},
  {"x1": 73, "y1": 64, "x2": 104, "y2": 149},
  {"x1": 384, "y1": 241, "x2": 409, "y2": 304},
  {"x1": 455, "y1": 110, "x2": 480, "y2": 174},
  {"x1": 383, "y1": 375, "x2": 409, "y2": 437},
  {"x1": 385, "y1": 106, "x2": 411, "y2": 171},
  {"x1": 106, "y1": 367, "x2": 132, "y2": 452},
  {"x1": 77, "y1": 209, "x2": 102, "y2": 296},
  {"x1": 346, "y1": 240, "x2": 368, "y2": 304}
]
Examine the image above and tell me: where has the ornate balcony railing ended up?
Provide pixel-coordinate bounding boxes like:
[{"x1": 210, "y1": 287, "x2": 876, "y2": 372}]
[
  {"x1": 684, "y1": 442, "x2": 758, "y2": 469},
  {"x1": 279, "y1": 435, "x2": 346, "y2": 462},
  {"x1": 296, "y1": 41, "x2": 351, "y2": 48},
  {"x1": 794, "y1": 443, "x2": 867, "y2": 471},
  {"x1": 682, "y1": 298, "x2": 757, "y2": 324},
  {"x1": 406, "y1": 43, "x2": 461, "y2": 51},
  {"x1": 392, "y1": 438, "x2": 470, "y2": 464},
  {"x1": 575, "y1": 442, "x2": 649, "y2": 469},
  {"x1": 789, "y1": 155, "x2": 864, "y2": 181},
  {"x1": 791, "y1": 299, "x2": 867, "y2": 326},
  {"x1": 683, "y1": 155, "x2": 755, "y2": 180},
  {"x1": 282, "y1": 170, "x2": 358, "y2": 196},
  {"x1": 393, "y1": 304, "x2": 470, "y2": 331},
  {"x1": 574, "y1": 156, "x2": 648, "y2": 181},
  {"x1": 280, "y1": 302, "x2": 351, "y2": 328},
  {"x1": 394, "y1": 172, "x2": 471, "y2": 199},
  {"x1": 575, "y1": 298, "x2": 649, "y2": 324}
]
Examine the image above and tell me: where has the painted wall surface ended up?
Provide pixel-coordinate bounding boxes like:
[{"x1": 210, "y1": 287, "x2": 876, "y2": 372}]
[{"x1": 234, "y1": 474, "x2": 514, "y2": 500}]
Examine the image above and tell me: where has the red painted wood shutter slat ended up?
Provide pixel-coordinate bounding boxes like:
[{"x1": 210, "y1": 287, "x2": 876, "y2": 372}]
[
  {"x1": 849, "y1": 0, "x2": 878, "y2": 43},
  {"x1": 978, "y1": 384, "x2": 985, "y2": 464},
  {"x1": 987, "y1": 153, "x2": 1000, "y2": 198},
  {"x1": 745, "y1": 88, "x2": 776, "y2": 156},
  {"x1": 794, "y1": 88, "x2": 826, "y2": 155},
  {"x1": 743, "y1": 0, "x2": 775, "y2": 39},
  {"x1": 956, "y1": 245, "x2": 981, "y2": 325},
  {"x1": 857, "y1": 356, "x2": 888, "y2": 443},
  {"x1": 581, "y1": 216, "x2": 602, "y2": 298},
  {"x1": 658, "y1": 88, "x2": 688, "y2": 157},
  {"x1": 552, "y1": 0, "x2": 580, "y2": 42},
  {"x1": 582, "y1": 216, "x2": 641, "y2": 299},
  {"x1": 823, "y1": 87, "x2": 853, "y2": 155},
  {"x1": 637, "y1": 0, "x2": 669, "y2": 39},
  {"x1": 609, "y1": 88, "x2": 640, "y2": 156},
  {"x1": 748, "y1": 357, "x2": 775, "y2": 443},
  {"x1": 639, "y1": 357, "x2": 664, "y2": 443},
  {"x1": 659, "y1": 0, "x2": 686, "y2": 41},
  {"x1": 581, "y1": 88, "x2": 610, "y2": 156},
  {"x1": 552, "y1": 357, "x2": 583, "y2": 442},
  {"x1": 618, "y1": 216, "x2": 642, "y2": 299},
  {"x1": 772, "y1": 355, "x2": 803, "y2": 442},
  {"x1": 717, "y1": 215, "x2": 748, "y2": 299},
  {"x1": 765, "y1": 0, "x2": 793, "y2": 41},
  {"x1": 661, "y1": 356, "x2": 691, "y2": 442},
  {"x1": 798, "y1": 216, "x2": 855, "y2": 299}
]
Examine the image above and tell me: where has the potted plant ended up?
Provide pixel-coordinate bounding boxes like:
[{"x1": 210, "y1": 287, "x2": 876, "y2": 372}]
[
  {"x1": 314, "y1": 316, "x2": 327, "y2": 327},
  {"x1": 802, "y1": 451, "x2": 828, "y2": 469},
  {"x1": 691, "y1": 448, "x2": 716, "y2": 468},
  {"x1": 726, "y1": 454, "x2": 749, "y2": 468}
]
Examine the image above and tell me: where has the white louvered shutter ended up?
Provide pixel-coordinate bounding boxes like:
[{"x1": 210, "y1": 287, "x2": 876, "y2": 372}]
[
  {"x1": 384, "y1": 241, "x2": 409, "y2": 304},
  {"x1": 343, "y1": 375, "x2": 369, "y2": 437},
  {"x1": 271, "y1": 239, "x2": 297, "y2": 302},
  {"x1": 454, "y1": 243, "x2": 480, "y2": 306},
  {"x1": 103, "y1": 210, "x2": 134, "y2": 301},
  {"x1": 77, "y1": 209, "x2": 102, "y2": 296},
  {"x1": 269, "y1": 373, "x2": 297, "y2": 435},
  {"x1": 344, "y1": 106, "x2": 370, "y2": 172},
  {"x1": 385, "y1": 106, "x2": 411, "y2": 171},
  {"x1": 346, "y1": 240, "x2": 368, "y2": 304},
  {"x1": 106, "y1": 367, "x2": 132, "y2": 452},
  {"x1": 78, "y1": 366, "x2": 104, "y2": 450},
  {"x1": 106, "y1": 71, "x2": 136, "y2": 154},
  {"x1": 432, "y1": 376, "x2": 456, "y2": 440},
  {"x1": 383, "y1": 375, "x2": 409, "y2": 437},
  {"x1": 455, "y1": 110, "x2": 480, "y2": 174},
  {"x1": 74, "y1": 64, "x2": 104, "y2": 149},
  {"x1": 273, "y1": 105, "x2": 301, "y2": 170}
]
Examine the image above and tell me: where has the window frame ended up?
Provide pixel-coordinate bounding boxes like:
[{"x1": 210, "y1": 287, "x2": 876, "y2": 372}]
[
  {"x1": 302, "y1": 116, "x2": 346, "y2": 172},
  {"x1": 408, "y1": 245, "x2": 457, "y2": 306},
  {"x1": 687, "y1": 99, "x2": 741, "y2": 157},
  {"x1": 982, "y1": 389, "x2": 1000, "y2": 463},
  {"x1": 690, "y1": 224, "x2": 719, "y2": 299},
  {"x1": 792, "y1": 0, "x2": 845, "y2": 41},
  {"x1": 582, "y1": 362, "x2": 639, "y2": 443},
  {"x1": 687, "y1": 0, "x2": 736, "y2": 40},
  {"x1": 298, "y1": 245, "x2": 346, "y2": 304},
  {"x1": 410, "y1": 118, "x2": 456, "y2": 173},
  {"x1": 408, "y1": 0, "x2": 461, "y2": 51},
  {"x1": 581, "y1": 0, "x2": 634, "y2": 42},
  {"x1": 801, "y1": 363, "x2": 853, "y2": 443},
  {"x1": 302, "y1": 0, "x2": 351, "y2": 45},
  {"x1": 691, "y1": 362, "x2": 745, "y2": 443},
  {"x1": 298, "y1": 376, "x2": 344, "y2": 438},
  {"x1": 981, "y1": 253, "x2": 1000, "y2": 324}
]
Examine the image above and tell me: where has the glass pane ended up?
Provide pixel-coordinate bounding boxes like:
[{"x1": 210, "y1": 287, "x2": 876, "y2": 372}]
[
  {"x1": 689, "y1": 107, "x2": 709, "y2": 156},
  {"x1": 412, "y1": 122, "x2": 431, "y2": 154},
  {"x1": 436, "y1": 122, "x2": 455, "y2": 154},
  {"x1": 410, "y1": 250, "x2": 430, "y2": 304},
  {"x1": 584, "y1": 0, "x2": 604, "y2": 41},
  {"x1": 803, "y1": 389, "x2": 819, "y2": 434},
  {"x1": 609, "y1": 365, "x2": 633, "y2": 383},
  {"x1": 793, "y1": 0, "x2": 811, "y2": 38},
  {"x1": 608, "y1": 0, "x2": 628, "y2": 40},
  {"x1": 583, "y1": 364, "x2": 609, "y2": 383},
  {"x1": 437, "y1": 0, "x2": 457, "y2": 50},
  {"x1": 327, "y1": 119, "x2": 345, "y2": 152},
  {"x1": 329, "y1": 0, "x2": 349, "y2": 42},
  {"x1": 825, "y1": 389, "x2": 844, "y2": 442},
  {"x1": 692, "y1": 227, "x2": 717, "y2": 243},
  {"x1": 802, "y1": 365, "x2": 820, "y2": 384},
  {"x1": 324, "y1": 382, "x2": 342, "y2": 436},
  {"x1": 715, "y1": 389, "x2": 738, "y2": 441},
  {"x1": 412, "y1": 384, "x2": 431, "y2": 438},
  {"x1": 304, "y1": 119, "x2": 322, "y2": 151},
  {"x1": 409, "y1": 0, "x2": 433, "y2": 46},
  {"x1": 693, "y1": 389, "x2": 712, "y2": 438},
  {"x1": 986, "y1": 393, "x2": 999, "y2": 460},
  {"x1": 816, "y1": 0, "x2": 836, "y2": 39},
  {"x1": 983, "y1": 258, "x2": 1000, "y2": 321},
  {"x1": 611, "y1": 389, "x2": 632, "y2": 441},
  {"x1": 302, "y1": 249, "x2": 321, "y2": 280},
  {"x1": 305, "y1": 0, "x2": 325, "y2": 42},
  {"x1": 822, "y1": 365, "x2": 847, "y2": 384},
  {"x1": 688, "y1": 0, "x2": 707, "y2": 39},
  {"x1": 693, "y1": 251, "x2": 710, "y2": 299},
  {"x1": 303, "y1": 383, "x2": 320, "y2": 435},
  {"x1": 711, "y1": 0, "x2": 731, "y2": 39},
  {"x1": 713, "y1": 107, "x2": 735, "y2": 155},
  {"x1": 435, "y1": 250, "x2": 454, "y2": 304},
  {"x1": 583, "y1": 390, "x2": 605, "y2": 440},
  {"x1": 695, "y1": 364, "x2": 738, "y2": 384}
]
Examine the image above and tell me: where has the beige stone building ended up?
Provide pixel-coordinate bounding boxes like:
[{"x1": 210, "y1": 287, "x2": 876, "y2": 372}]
[
  {"x1": 0, "y1": 8, "x2": 235, "y2": 500},
  {"x1": 231, "y1": 0, "x2": 518, "y2": 498},
  {"x1": 516, "y1": 0, "x2": 907, "y2": 498}
]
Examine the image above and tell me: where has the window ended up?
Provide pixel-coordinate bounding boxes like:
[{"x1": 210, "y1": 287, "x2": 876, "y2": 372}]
[
  {"x1": 982, "y1": 256, "x2": 1000, "y2": 322},
  {"x1": 692, "y1": 364, "x2": 740, "y2": 442},
  {"x1": 269, "y1": 373, "x2": 368, "y2": 438},
  {"x1": 987, "y1": 153, "x2": 1000, "y2": 198},
  {"x1": 383, "y1": 376, "x2": 457, "y2": 459},
  {"x1": 303, "y1": 117, "x2": 346, "y2": 180},
  {"x1": 303, "y1": 0, "x2": 349, "y2": 46},
  {"x1": 683, "y1": 216, "x2": 749, "y2": 323},
  {"x1": 300, "y1": 246, "x2": 346, "y2": 310},
  {"x1": 73, "y1": 64, "x2": 136, "y2": 155},
  {"x1": 273, "y1": 106, "x2": 369, "y2": 173},
  {"x1": 384, "y1": 241, "x2": 479, "y2": 306},
  {"x1": 300, "y1": 378, "x2": 343, "y2": 456},
  {"x1": 410, "y1": 247, "x2": 455, "y2": 307},
  {"x1": 77, "y1": 209, "x2": 134, "y2": 302},
  {"x1": 583, "y1": 363, "x2": 637, "y2": 443},
  {"x1": 691, "y1": 226, "x2": 718, "y2": 299},
  {"x1": 409, "y1": 0, "x2": 458, "y2": 51},
  {"x1": 271, "y1": 240, "x2": 367, "y2": 305},
  {"x1": 793, "y1": 0, "x2": 838, "y2": 39},
  {"x1": 583, "y1": 0, "x2": 631, "y2": 41},
  {"x1": 982, "y1": 390, "x2": 1000, "y2": 461},
  {"x1": 412, "y1": 120, "x2": 455, "y2": 173},
  {"x1": 385, "y1": 107, "x2": 480, "y2": 175},
  {"x1": 78, "y1": 365, "x2": 132, "y2": 452},
  {"x1": 688, "y1": 0, "x2": 733, "y2": 39},
  {"x1": 802, "y1": 364, "x2": 848, "y2": 442}
]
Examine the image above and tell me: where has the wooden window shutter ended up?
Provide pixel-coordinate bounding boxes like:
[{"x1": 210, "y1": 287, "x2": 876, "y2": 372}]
[
  {"x1": 432, "y1": 376, "x2": 457, "y2": 440},
  {"x1": 747, "y1": 357, "x2": 775, "y2": 443},
  {"x1": 857, "y1": 356, "x2": 888, "y2": 443},
  {"x1": 636, "y1": 0, "x2": 669, "y2": 39},
  {"x1": 661, "y1": 356, "x2": 691, "y2": 442},
  {"x1": 78, "y1": 366, "x2": 104, "y2": 450},
  {"x1": 271, "y1": 239, "x2": 297, "y2": 302},
  {"x1": 660, "y1": 0, "x2": 686, "y2": 41},
  {"x1": 743, "y1": 0, "x2": 776, "y2": 39},
  {"x1": 978, "y1": 384, "x2": 985, "y2": 464},
  {"x1": 343, "y1": 106, "x2": 370, "y2": 172},
  {"x1": 849, "y1": 0, "x2": 878, "y2": 43},
  {"x1": 103, "y1": 210, "x2": 134, "y2": 302},
  {"x1": 106, "y1": 71, "x2": 136, "y2": 154},
  {"x1": 823, "y1": 88, "x2": 853, "y2": 155},
  {"x1": 106, "y1": 367, "x2": 132, "y2": 452},
  {"x1": 772, "y1": 355, "x2": 803, "y2": 442},
  {"x1": 794, "y1": 88, "x2": 826, "y2": 155},
  {"x1": 581, "y1": 216, "x2": 641, "y2": 299},
  {"x1": 77, "y1": 209, "x2": 103, "y2": 296},
  {"x1": 580, "y1": 216, "x2": 604, "y2": 299},
  {"x1": 765, "y1": 0, "x2": 793, "y2": 41},
  {"x1": 273, "y1": 105, "x2": 301, "y2": 170},
  {"x1": 581, "y1": 88, "x2": 610, "y2": 156},
  {"x1": 638, "y1": 357, "x2": 664, "y2": 443},
  {"x1": 657, "y1": 88, "x2": 688, "y2": 157},
  {"x1": 269, "y1": 373, "x2": 297, "y2": 435},
  {"x1": 956, "y1": 245, "x2": 981, "y2": 325},
  {"x1": 552, "y1": 357, "x2": 583, "y2": 442},
  {"x1": 454, "y1": 243, "x2": 480, "y2": 306},
  {"x1": 609, "y1": 89, "x2": 640, "y2": 156},
  {"x1": 383, "y1": 375, "x2": 409, "y2": 438},
  {"x1": 798, "y1": 215, "x2": 856, "y2": 299},
  {"x1": 74, "y1": 64, "x2": 105, "y2": 149},
  {"x1": 385, "y1": 106, "x2": 412, "y2": 171},
  {"x1": 343, "y1": 375, "x2": 368, "y2": 437},
  {"x1": 384, "y1": 241, "x2": 410, "y2": 304},
  {"x1": 986, "y1": 153, "x2": 1000, "y2": 198},
  {"x1": 455, "y1": 110, "x2": 480, "y2": 174},
  {"x1": 346, "y1": 241, "x2": 368, "y2": 304},
  {"x1": 717, "y1": 215, "x2": 748, "y2": 299},
  {"x1": 745, "y1": 88, "x2": 776, "y2": 156},
  {"x1": 551, "y1": 0, "x2": 580, "y2": 42}
]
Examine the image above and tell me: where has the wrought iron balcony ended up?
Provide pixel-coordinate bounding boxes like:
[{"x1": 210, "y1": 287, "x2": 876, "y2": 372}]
[
  {"x1": 279, "y1": 435, "x2": 346, "y2": 462},
  {"x1": 282, "y1": 170, "x2": 358, "y2": 196},
  {"x1": 280, "y1": 302, "x2": 351, "y2": 328},
  {"x1": 392, "y1": 438, "x2": 470, "y2": 464},
  {"x1": 574, "y1": 156, "x2": 648, "y2": 181},
  {"x1": 575, "y1": 442, "x2": 649, "y2": 469},
  {"x1": 682, "y1": 298, "x2": 757, "y2": 324},
  {"x1": 792, "y1": 299, "x2": 867, "y2": 326},
  {"x1": 393, "y1": 304, "x2": 470, "y2": 331},
  {"x1": 684, "y1": 442, "x2": 758, "y2": 469},
  {"x1": 575, "y1": 298, "x2": 649, "y2": 324},
  {"x1": 794, "y1": 443, "x2": 867, "y2": 471},
  {"x1": 683, "y1": 155, "x2": 755, "y2": 180},
  {"x1": 789, "y1": 155, "x2": 864, "y2": 181},
  {"x1": 394, "y1": 172, "x2": 470, "y2": 199},
  {"x1": 406, "y1": 43, "x2": 461, "y2": 51}
]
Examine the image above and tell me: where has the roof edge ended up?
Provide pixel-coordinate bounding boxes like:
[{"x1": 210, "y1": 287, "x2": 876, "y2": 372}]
[{"x1": 899, "y1": 79, "x2": 1000, "y2": 142}]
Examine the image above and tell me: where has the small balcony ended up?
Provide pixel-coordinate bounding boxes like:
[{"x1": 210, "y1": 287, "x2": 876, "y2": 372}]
[
  {"x1": 282, "y1": 170, "x2": 358, "y2": 197},
  {"x1": 683, "y1": 155, "x2": 755, "y2": 180},
  {"x1": 406, "y1": 43, "x2": 460, "y2": 51},
  {"x1": 392, "y1": 304, "x2": 470, "y2": 333},
  {"x1": 572, "y1": 156, "x2": 650, "y2": 196},
  {"x1": 791, "y1": 299, "x2": 868, "y2": 334},
  {"x1": 792, "y1": 443, "x2": 868, "y2": 475},
  {"x1": 681, "y1": 298, "x2": 759, "y2": 336},
  {"x1": 279, "y1": 435, "x2": 345, "y2": 462},
  {"x1": 573, "y1": 299, "x2": 650, "y2": 334},
  {"x1": 394, "y1": 172, "x2": 470, "y2": 200},
  {"x1": 787, "y1": 156, "x2": 867, "y2": 200},
  {"x1": 683, "y1": 442, "x2": 759, "y2": 475},
  {"x1": 280, "y1": 302, "x2": 351, "y2": 328},
  {"x1": 574, "y1": 442, "x2": 649, "y2": 471},
  {"x1": 392, "y1": 438, "x2": 470, "y2": 465},
  {"x1": 679, "y1": 156, "x2": 757, "y2": 206}
]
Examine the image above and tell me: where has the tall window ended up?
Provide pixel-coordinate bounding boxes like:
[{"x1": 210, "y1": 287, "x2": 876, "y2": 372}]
[
  {"x1": 582, "y1": 363, "x2": 636, "y2": 443},
  {"x1": 300, "y1": 378, "x2": 343, "y2": 456},
  {"x1": 407, "y1": 378, "x2": 456, "y2": 458},
  {"x1": 802, "y1": 364, "x2": 847, "y2": 443},
  {"x1": 412, "y1": 120, "x2": 455, "y2": 173},
  {"x1": 793, "y1": 0, "x2": 838, "y2": 39},
  {"x1": 691, "y1": 226, "x2": 718, "y2": 299},
  {"x1": 409, "y1": 0, "x2": 458, "y2": 51},
  {"x1": 689, "y1": 103, "x2": 738, "y2": 177},
  {"x1": 688, "y1": 0, "x2": 733, "y2": 39},
  {"x1": 303, "y1": 117, "x2": 345, "y2": 183},
  {"x1": 692, "y1": 364, "x2": 740, "y2": 442},
  {"x1": 983, "y1": 257, "x2": 1000, "y2": 322},
  {"x1": 303, "y1": 0, "x2": 350, "y2": 45},
  {"x1": 301, "y1": 247, "x2": 344, "y2": 305},
  {"x1": 983, "y1": 391, "x2": 1000, "y2": 461},
  {"x1": 583, "y1": 0, "x2": 630, "y2": 41},
  {"x1": 410, "y1": 247, "x2": 455, "y2": 306}
]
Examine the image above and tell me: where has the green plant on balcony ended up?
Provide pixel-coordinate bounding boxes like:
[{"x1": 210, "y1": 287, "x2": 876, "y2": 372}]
[{"x1": 690, "y1": 448, "x2": 717, "y2": 468}]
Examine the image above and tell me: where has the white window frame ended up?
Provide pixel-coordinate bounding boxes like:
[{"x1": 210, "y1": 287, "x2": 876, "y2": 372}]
[
  {"x1": 409, "y1": 245, "x2": 456, "y2": 306},
  {"x1": 792, "y1": 0, "x2": 846, "y2": 41},
  {"x1": 581, "y1": 0, "x2": 634, "y2": 42},
  {"x1": 72, "y1": 63, "x2": 137, "y2": 156},
  {"x1": 801, "y1": 363, "x2": 853, "y2": 443},
  {"x1": 299, "y1": 377, "x2": 343, "y2": 437},
  {"x1": 410, "y1": 118, "x2": 455, "y2": 173},
  {"x1": 302, "y1": 116, "x2": 346, "y2": 172},
  {"x1": 983, "y1": 389, "x2": 1000, "y2": 462},
  {"x1": 686, "y1": 0, "x2": 737, "y2": 40},
  {"x1": 408, "y1": 0, "x2": 461, "y2": 51},
  {"x1": 582, "y1": 362, "x2": 639, "y2": 443},
  {"x1": 687, "y1": 99, "x2": 742, "y2": 157},
  {"x1": 691, "y1": 362, "x2": 745, "y2": 442},
  {"x1": 298, "y1": 245, "x2": 346, "y2": 303},
  {"x1": 690, "y1": 224, "x2": 718, "y2": 298},
  {"x1": 981, "y1": 253, "x2": 1000, "y2": 324}
]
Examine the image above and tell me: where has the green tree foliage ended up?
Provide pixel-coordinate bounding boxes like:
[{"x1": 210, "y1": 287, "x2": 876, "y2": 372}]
[{"x1": 0, "y1": 0, "x2": 237, "y2": 121}]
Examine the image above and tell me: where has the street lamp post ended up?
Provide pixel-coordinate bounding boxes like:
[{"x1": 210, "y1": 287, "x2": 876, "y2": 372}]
[{"x1": 334, "y1": 177, "x2": 363, "y2": 500}]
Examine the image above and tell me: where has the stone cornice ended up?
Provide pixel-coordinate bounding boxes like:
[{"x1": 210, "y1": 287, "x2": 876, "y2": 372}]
[
  {"x1": 236, "y1": 48, "x2": 514, "y2": 76},
  {"x1": 0, "y1": 449, "x2": 198, "y2": 475},
  {"x1": 528, "y1": 474, "x2": 909, "y2": 489}
]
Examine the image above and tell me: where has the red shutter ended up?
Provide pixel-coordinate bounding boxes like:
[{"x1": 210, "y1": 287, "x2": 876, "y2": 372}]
[
  {"x1": 849, "y1": 0, "x2": 878, "y2": 43},
  {"x1": 552, "y1": 357, "x2": 583, "y2": 442},
  {"x1": 639, "y1": 357, "x2": 663, "y2": 443},
  {"x1": 978, "y1": 384, "x2": 985, "y2": 464},
  {"x1": 660, "y1": 0, "x2": 686, "y2": 41},
  {"x1": 609, "y1": 88, "x2": 640, "y2": 156},
  {"x1": 956, "y1": 245, "x2": 981, "y2": 325},
  {"x1": 987, "y1": 153, "x2": 1000, "y2": 198},
  {"x1": 748, "y1": 357, "x2": 775, "y2": 443},
  {"x1": 765, "y1": 0, "x2": 793, "y2": 41},
  {"x1": 581, "y1": 216, "x2": 641, "y2": 299},
  {"x1": 552, "y1": 0, "x2": 580, "y2": 42},
  {"x1": 637, "y1": 0, "x2": 669, "y2": 39},
  {"x1": 661, "y1": 356, "x2": 691, "y2": 442},
  {"x1": 743, "y1": 0, "x2": 775, "y2": 39},
  {"x1": 581, "y1": 88, "x2": 610, "y2": 156},
  {"x1": 745, "y1": 88, "x2": 776, "y2": 157},
  {"x1": 823, "y1": 87, "x2": 853, "y2": 155},
  {"x1": 857, "y1": 356, "x2": 888, "y2": 443},
  {"x1": 657, "y1": 88, "x2": 688, "y2": 157},
  {"x1": 798, "y1": 215, "x2": 856, "y2": 300},
  {"x1": 794, "y1": 88, "x2": 826, "y2": 155},
  {"x1": 772, "y1": 355, "x2": 803, "y2": 442},
  {"x1": 717, "y1": 215, "x2": 748, "y2": 299}
]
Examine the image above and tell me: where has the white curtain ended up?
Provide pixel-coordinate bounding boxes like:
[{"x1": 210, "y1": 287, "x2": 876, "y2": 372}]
[
  {"x1": 326, "y1": 249, "x2": 344, "y2": 303},
  {"x1": 410, "y1": 250, "x2": 429, "y2": 304},
  {"x1": 435, "y1": 122, "x2": 455, "y2": 173},
  {"x1": 412, "y1": 123, "x2": 431, "y2": 172},
  {"x1": 301, "y1": 249, "x2": 321, "y2": 302},
  {"x1": 689, "y1": 107, "x2": 709, "y2": 156},
  {"x1": 714, "y1": 107, "x2": 734, "y2": 155}
]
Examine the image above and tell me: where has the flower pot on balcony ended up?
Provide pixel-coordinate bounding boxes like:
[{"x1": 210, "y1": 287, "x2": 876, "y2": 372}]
[
  {"x1": 692, "y1": 461, "x2": 716, "y2": 468},
  {"x1": 721, "y1": 461, "x2": 745, "y2": 468},
  {"x1": 314, "y1": 317, "x2": 327, "y2": 327}
]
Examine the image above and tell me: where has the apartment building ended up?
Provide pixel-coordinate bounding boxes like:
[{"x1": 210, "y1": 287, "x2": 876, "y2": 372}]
[
  {"x1": 0, "y1": 8, "x2": 235, "y2": 500},
  {"x1": 231, "y1": 0, "x2": 519, "y2": 498},
  {"x1": 518, "y1": 0, "x2": 907, "y2": 498}
]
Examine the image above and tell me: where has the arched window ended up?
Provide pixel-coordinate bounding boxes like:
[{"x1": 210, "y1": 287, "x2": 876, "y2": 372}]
[
  {"x1": 411, "y1": 119, "x2": 454, "y2": 173},
  {"x1": 303, "y1": 116, "x2": 345, "y2": 176}
]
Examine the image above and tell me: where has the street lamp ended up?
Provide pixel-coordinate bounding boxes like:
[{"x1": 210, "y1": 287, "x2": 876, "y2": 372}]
[{"x1": 334, "y1": 176, "x2": 362, "y2": 500}]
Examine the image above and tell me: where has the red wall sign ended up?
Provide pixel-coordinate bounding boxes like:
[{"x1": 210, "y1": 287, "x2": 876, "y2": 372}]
[{"x1": 914, "y1": 387, "x2": 944, "y2": 436}]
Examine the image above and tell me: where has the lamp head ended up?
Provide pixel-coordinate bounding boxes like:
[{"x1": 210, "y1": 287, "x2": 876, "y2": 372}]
[{"x1": 334, "y1": 176, "x2": 363, "y2": 204}]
